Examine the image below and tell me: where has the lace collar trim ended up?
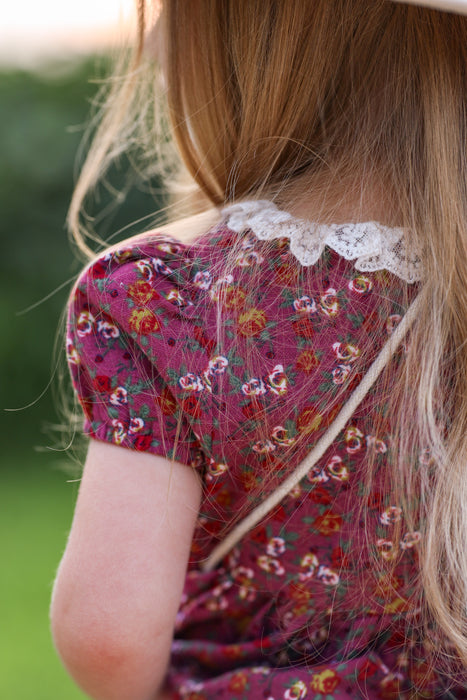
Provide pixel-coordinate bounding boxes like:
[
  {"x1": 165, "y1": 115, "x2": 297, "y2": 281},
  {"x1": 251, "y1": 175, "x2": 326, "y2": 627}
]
[{"x1": 222, "y1": 199, "x2": 423, "y2": 284}]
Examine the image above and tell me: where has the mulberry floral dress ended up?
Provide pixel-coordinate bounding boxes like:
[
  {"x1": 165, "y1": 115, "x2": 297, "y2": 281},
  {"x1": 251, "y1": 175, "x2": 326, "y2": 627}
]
[{"x1": 67, "y1": 200, "x2": 465, "y2": 699}]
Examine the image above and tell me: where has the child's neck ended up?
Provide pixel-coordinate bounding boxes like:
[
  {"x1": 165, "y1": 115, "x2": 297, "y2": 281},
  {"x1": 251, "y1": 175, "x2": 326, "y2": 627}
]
[{"x1": 274, "y1": 171, "x2": 400, "y2": 228}]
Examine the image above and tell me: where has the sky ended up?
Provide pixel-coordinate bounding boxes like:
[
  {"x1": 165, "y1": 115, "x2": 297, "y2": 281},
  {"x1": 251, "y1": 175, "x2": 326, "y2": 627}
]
[{"x1": 1, "y1": 1, "x2": 136, "y2": 65}]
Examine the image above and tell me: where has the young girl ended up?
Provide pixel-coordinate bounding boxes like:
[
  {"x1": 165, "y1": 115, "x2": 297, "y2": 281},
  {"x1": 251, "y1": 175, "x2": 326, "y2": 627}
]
[{"x1": 51, "y1": 1, "x2": 467, "y2": 698}]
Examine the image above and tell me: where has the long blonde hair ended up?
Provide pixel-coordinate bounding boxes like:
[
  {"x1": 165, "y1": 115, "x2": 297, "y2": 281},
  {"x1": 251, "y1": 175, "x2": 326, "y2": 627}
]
[{"x1": 68, "y1": 0, "x2": 467, "y2": 671}]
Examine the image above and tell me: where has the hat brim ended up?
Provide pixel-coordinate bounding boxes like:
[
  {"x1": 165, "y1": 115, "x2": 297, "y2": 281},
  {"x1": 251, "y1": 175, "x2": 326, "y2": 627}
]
[{"x1": 392, "y1": 0, "x2": 467, "y2": 13}]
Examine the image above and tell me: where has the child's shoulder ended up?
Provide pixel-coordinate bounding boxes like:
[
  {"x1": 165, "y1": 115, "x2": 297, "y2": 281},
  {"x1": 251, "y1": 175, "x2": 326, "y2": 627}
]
[
  {"x1": 144, "y1": 207, "x2": 221, "y2": 244},
  {"x1": 72, "y1": 207, "x2": 224, "y2": 294}
]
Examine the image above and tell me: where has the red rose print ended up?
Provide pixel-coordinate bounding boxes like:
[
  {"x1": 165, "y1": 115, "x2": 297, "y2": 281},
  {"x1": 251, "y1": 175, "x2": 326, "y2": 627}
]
[
  {"x1": 310, "y1": 669, "x2": 341, "y2": 694},
  {"x1": 92, "y1": 375, "x2": 112, "y2": 392},
  {"x1": 310, "y1": 485, "x2": 332, "y2": 505},
  {"x1": 155, "y1": 387, "x2": 178, "y2": 416},
  {"x1": 312, "y1": 510, "x2": 343, "y2": 536},
  {"x1": 291, "y1": 317, "x2": 314, "y2": 339},
  {"x1": 90, "y1": 260, "x2": 108, "y2": 279},
  {"x1": 133, "y1": 434, "x2": 152, "y2": 451},
  {"x1": 181, "y1": 396, "x2": 202, "y2": 418},
  {"x1": 128, "y1": 307, "x2": 160, "y2": 334}
]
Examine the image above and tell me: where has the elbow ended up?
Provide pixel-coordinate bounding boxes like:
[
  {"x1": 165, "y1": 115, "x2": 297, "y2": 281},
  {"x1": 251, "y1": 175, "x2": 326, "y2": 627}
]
[{"x1": 50, "y1": 586, "x2": 171, "y2": 700}]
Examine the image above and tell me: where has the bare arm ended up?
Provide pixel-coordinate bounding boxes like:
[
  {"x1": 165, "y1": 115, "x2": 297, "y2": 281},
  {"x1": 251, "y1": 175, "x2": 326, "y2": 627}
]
[{"x1": 50, "y1": 440, "x2": 202, "y2": 700}]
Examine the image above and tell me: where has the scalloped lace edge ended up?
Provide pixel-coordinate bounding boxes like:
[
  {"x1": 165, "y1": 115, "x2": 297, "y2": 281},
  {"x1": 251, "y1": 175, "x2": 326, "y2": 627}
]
[{"x1": 222, "y1": 199, "x2": 423, "y2": 284}]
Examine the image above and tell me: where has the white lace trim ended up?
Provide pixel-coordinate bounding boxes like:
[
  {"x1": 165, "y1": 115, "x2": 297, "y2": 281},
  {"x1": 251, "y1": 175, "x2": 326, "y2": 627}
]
[{"x1": 222, "y1": 199, "x2": 423, "y2": 283}]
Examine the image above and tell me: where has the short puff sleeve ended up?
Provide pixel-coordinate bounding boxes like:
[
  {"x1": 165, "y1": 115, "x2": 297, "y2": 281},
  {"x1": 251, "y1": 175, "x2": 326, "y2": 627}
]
[{"x1": 66, "y1": 236, "x2": 207, "y2": 470}]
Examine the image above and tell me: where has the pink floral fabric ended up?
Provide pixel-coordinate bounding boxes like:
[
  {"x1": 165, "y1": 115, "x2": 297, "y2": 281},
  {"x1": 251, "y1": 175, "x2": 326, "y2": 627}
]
[{"x1": 67, "y1": 214, "x2": 465, "y2": 699}]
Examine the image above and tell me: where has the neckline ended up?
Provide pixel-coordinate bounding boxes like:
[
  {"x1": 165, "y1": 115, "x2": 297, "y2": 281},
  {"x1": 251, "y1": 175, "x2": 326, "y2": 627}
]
[{"x1": 221, "y1": 199, "x2": 423, "y2": 284}]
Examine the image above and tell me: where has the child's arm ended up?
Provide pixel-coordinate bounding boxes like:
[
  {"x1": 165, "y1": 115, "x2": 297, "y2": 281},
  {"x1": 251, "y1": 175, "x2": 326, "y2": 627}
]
[{"x1": 50, "y1": 439, "x2": 202, "y2": 700}]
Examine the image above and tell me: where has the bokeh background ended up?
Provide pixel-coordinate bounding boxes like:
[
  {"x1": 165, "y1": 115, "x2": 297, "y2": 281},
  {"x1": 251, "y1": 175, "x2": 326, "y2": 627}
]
[{"x1": 0, "y1": 3, "x2": 166, "y2": 696}]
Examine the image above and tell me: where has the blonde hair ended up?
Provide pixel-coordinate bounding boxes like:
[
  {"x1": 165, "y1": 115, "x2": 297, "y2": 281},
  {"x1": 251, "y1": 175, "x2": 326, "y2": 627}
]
[{"x1": 69, "y1": 0, "x2": 467, "y2": 673}]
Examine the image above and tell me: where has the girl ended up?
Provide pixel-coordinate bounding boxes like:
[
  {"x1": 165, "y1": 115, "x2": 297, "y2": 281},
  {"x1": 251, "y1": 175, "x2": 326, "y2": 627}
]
[{"x1": 51, "y1": 1, "x2": 467, "y2": 698}]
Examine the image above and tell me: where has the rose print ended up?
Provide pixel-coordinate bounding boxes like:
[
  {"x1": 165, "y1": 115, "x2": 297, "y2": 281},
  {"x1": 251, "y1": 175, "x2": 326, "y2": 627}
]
[
  {"x1": 109, "y1": 386, "x2": 128, "y2": 406},
  {"x1": 228, "y1": 672, "x2": 248, "y2": 693},
  {"x1": 379, "y1": 673, "x2": 404, "y2": 699},
  {"x1": 297, "y1": 407, "x2": 323, "y2": 434},
  {"x1": 76, "y1": 310, "x2": 95, "y2": 336},
  {"x1": 222, "y1": 285, "x2": 247, "y2": 310},
  {"x1": 252, "y1": 440, "x2": 276, "y2": 454},
  {"x1": 332, "y1": 342, "x2": 361, "y2": 362},
  {"x1": 238, "y1": 308, "x2": 267, "y2": 337},
  {"x1": 208, "y1": 274, "x2": 234, "y2": 300},
  {"x1": 93, "y1": 375, "x2": 111, "y2": 393},
  {"x1": 310, "y1": 669, "x2": 340, "y2": 694},
  {"x1": 386, "y1": 314, "x2": 402, "y2": 335},
  {"x1": 257, "y1": 555, "x2": 285, "y2": 576},
  {"x1": 307, "y1": 465, "x2": 329, "y2": 483},
  {"x1": 291, "y1": 317, "x2": 314, "y2": 339},
  {"x1": 166, "y1": 288, "x2": 189, "y2": 307},
  {"x1": 235, "y1": 250, "x2": 264, "y2": 266},
  {"x1": 295, "y1": 350, "x2": 319, "y2": 373},
  {"x1": 284, "y1": 679, "x2": 307, "y2": 699},
  {"x1": 151, "y1": 257, "x2": 173, "y2": 276},
  {"x1": 348, "y1": 275, "x2": 373, "y2": 294},
  {"x1": 400, "y1": 531, "x2": 421, "y2": 549},
  {"x1": 135, "y1": 258, "x2": 154, "y2": 280},
  {"x1": 332, "y1": 364, "x2": 351, "y2": 385},
  {"x1": 66, "y1": 224, "x2": 432, "y2": 698},
  {"x1": 299, "y1": 552, "x2": 319, "y2": 581},
  {"x1": 267, "y1": 365, "x2": 288, "y2": 395},
  {"x1": 111, "y1": 419, "x2": 127, "y2": 446},
  {"x1": 128, "y1": 417, "x2": 144, "y2": 434},
  {"x1": 242, "y1": 377, "x2": 267, "y2": 396},
  {"x1": 293, "y1": 295, "x2": 317, "y2": 313},
  {"x1": 345, "y1": 425, "x2": 364, "y2": 453},
  {"x1": 128, "y1": 308, "x2": 159, "y2": 334},
  {"x1": 312, "y1": 511, "x2": 343, "y2": 536},
  {"x1": 207, "y1": 459, "x2": 229, "y2": 477},
  {"x1": 208, "y1": 355, "x2": 228, "y2": 374},
  {"x1": 380, "y1": 506, "x2": 402, "y2": 526},
  {"x1": 181, "y1": 396, "x2": 202, "y2": 418},
  {"x1": 156, "y1": 241, "x2": 182, "y2": 255},
  {"x1": 231, "y1": 566, "x2": 256, "y2": 602},
  {"x1": 97, "y1": 319, "x2": 120, "y2": 339},
  {"x1": 134, "y1": 434, "x2": 152, "y2": 451},
  {"x1": 66, "y1": 339, "x2": 80, "y2": 365},
  {"x1": 316, "y1": 565, "x2": 340, "y2": 586},
  {"x1": 326, "y1": 455, "x2": 349, "y2": 481},
  {"x1": 179, "y1": 373, "x2": 204, "y2": 392},
  {"x1": 127, "y1": 280, "x2": 159, "y2": 304},
  {"x1": 377, "y1": 538, "x2": 397, "y2": 560},
  {"x1": 271, "y1": 425, "x2": 295, "y2": 446},
  {"x1": 320, "y1": 287, "x2": 339, "y2": 317},
  {"x1": 193, "y1": 270, "x2": 212, "y2": 290},
  {"x1": 266, "y1": 537, "x2": 286, "y2": 557},
  {"x1": 366, "y1": 435, "x2": 387, "y2": 453},
  {"x1": 310, "y1": 486, "x2": 332, "y2": 504}
]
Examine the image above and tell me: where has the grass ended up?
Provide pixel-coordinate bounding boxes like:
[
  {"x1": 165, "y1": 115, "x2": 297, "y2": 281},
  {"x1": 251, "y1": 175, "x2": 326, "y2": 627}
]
[
  {"x1": 0, "y1": 57, "x2": 167, "y2": 699},
  {"x1": 1, "y1": 450, "x2": 87, "y2": 699}
]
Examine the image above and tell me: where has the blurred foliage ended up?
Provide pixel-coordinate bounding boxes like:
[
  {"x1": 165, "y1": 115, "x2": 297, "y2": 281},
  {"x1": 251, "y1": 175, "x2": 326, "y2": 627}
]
[
  {"x1": 0, "y1": 56, "x2": 167, "y2": 698},
  {"x1": 0, "y1": 57, "x2": 166, "y2": 463}
]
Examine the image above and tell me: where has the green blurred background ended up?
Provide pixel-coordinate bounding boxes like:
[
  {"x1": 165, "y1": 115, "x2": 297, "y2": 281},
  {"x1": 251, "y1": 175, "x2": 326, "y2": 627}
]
[{"x1": 0, "y1": 58, "x2": 165, "y2": 698}]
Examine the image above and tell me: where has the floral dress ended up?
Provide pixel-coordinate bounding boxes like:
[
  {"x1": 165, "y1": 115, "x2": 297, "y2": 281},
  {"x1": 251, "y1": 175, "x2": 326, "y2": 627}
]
[{"x1": 67, "y1": 200, "x2": 465, "y2": 699}]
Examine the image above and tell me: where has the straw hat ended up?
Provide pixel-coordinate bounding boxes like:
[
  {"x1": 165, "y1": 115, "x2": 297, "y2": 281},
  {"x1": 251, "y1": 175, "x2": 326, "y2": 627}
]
[{"x1": 392, "y1": 0, "x2": 467, "y2": 13}]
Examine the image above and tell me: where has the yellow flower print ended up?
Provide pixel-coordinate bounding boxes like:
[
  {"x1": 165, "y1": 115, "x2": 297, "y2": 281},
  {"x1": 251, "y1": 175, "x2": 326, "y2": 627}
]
[
  {"x1": 238, "y1": 308, "x2": 267, "y2": 336},
  {"x1": 310, "y1": 668, "x2": 341, "y2": 694},
  {"x1": 128, "y1": 307, "x2": 160, "y2": 334}
]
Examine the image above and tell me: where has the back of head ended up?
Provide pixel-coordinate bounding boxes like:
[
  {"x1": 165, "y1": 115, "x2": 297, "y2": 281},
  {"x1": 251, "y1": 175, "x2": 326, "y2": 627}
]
[{"x1": 164, "y1": 0, "x2": 467, "y2": 229}]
